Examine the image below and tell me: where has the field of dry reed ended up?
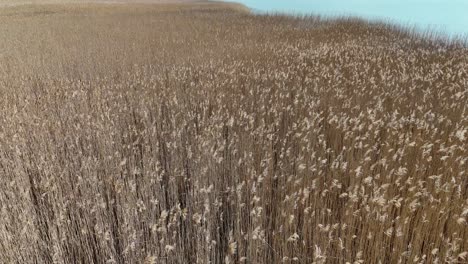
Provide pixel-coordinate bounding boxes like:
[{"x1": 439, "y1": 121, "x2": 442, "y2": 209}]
[{"x1": 0, "y1": 2, "x2": 467, "y2": 263}]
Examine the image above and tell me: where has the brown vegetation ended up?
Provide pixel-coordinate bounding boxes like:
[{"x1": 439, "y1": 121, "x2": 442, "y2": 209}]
[{"x1": 0, "y1": 2, "x2": 467, "y2": 263}]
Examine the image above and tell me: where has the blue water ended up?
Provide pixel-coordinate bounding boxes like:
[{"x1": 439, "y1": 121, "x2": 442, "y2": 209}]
[{"x1": 230, "y1": 0, "x2": 468, "y2": 37}]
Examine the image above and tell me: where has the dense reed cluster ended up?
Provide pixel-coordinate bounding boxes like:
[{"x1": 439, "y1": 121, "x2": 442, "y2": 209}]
[{"x1": 0, "y1": 2, "x2": 467, "y2": 263}]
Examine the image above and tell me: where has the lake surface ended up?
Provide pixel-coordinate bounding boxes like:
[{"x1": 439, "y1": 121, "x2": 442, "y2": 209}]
[{"x1": 230, "y1": 0, "x2": 468, "y2": 37}]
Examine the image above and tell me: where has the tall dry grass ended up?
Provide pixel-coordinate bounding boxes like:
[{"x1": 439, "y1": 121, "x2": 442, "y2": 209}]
[{"x1": 0, "y1": 2, "x2": 467, "y2": 263}]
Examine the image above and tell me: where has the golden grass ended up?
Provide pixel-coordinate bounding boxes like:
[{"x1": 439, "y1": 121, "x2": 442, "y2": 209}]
[{"x1": 0, "y1": 2, "x2": 467, "y2": 263}]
